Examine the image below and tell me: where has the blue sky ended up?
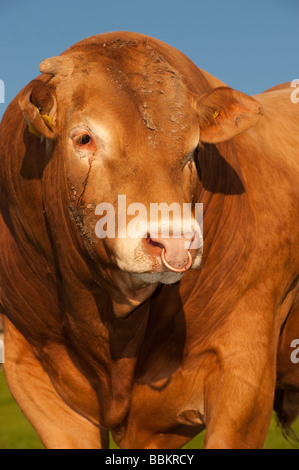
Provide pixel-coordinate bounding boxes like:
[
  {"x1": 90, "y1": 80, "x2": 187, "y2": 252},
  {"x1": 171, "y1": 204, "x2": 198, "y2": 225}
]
[{"x1": 0, "y1": 0, "x2": 298, "y2": 120}]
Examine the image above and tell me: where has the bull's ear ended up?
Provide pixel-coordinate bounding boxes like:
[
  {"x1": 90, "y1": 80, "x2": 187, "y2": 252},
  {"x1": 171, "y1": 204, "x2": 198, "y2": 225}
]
[
  {"x1": 192, "y1": 86, "x2": 263, "y2": 143},
  {"x1": 19, "y1": 79, "x2": 57, "y2": 140}
]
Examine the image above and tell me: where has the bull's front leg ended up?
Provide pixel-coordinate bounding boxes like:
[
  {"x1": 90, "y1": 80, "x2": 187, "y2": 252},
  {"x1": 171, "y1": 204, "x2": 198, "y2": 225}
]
[{"x1": 202, "y1": 295, "x2": 278, "y2": 449}]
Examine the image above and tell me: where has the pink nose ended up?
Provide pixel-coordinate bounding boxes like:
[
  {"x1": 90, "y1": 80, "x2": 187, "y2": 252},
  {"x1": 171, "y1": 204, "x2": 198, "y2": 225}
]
[{"x1": 145, "y1": 233, "x2": 196, "y2": 273}]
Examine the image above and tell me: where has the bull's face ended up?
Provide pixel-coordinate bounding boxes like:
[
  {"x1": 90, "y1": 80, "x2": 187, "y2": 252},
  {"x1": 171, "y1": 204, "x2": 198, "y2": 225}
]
[
  {"x1": 19, "y1": 45, "x2": 262, "y2": 316},
  {"x1": 63, "y1": 64, "x2": 203, "y2": 303}
]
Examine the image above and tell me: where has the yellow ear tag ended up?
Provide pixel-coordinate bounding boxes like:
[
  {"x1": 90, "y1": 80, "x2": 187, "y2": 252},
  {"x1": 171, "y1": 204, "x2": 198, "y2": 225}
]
[
  {"x1": 28, "y1": 122, "x2": 42, "y2": 137},
  {"x1": 28, "y1": 107, "x2": 53, "y2": 137},
  {"x1": 41, "y1": 113, "x2": 53, "y2": 129},
  {"x1": 213, "y1": 109, "x2": 219, "y2": 119}
]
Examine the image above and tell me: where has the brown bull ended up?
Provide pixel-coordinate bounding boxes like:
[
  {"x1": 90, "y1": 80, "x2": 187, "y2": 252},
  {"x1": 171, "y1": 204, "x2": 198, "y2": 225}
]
[{"x1": 0, "y1": 31, "x2": 299, "y2": 449}]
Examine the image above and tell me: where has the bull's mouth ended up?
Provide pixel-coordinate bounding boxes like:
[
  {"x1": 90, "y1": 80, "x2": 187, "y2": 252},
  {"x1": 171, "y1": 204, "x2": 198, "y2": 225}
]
[
  {"x1": 130, "y1": 270, "x2": 185, "y2": 286},
  {"x1": 113, "y1": 243, "x2": 202, "y2": 289},
  {"x1": 122, "y1": 247, "x2": 202, "y2": 291}
]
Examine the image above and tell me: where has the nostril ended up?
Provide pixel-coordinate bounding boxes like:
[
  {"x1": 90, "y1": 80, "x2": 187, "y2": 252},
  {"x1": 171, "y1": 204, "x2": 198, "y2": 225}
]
[{"x1": 146, "y1": 234, "x2": 164, "y2": 250}]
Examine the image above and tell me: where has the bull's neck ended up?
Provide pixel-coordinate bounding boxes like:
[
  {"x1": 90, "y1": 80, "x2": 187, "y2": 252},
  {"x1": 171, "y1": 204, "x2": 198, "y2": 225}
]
[
  {"x1": 193, "y1": 138, "x2": 254, "y2": 293},
  {"x1": 197, "y1": 139, "x2": 248, "y2": 245},
  {"x1": 178, "y1": 138, "x2": 254, "y2": 329}
]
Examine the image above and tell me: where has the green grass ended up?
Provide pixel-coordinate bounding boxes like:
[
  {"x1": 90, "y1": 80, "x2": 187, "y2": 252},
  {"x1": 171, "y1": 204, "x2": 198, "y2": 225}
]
[{"x1": 1, "y1": 367, "x2": 298, "y2": 449}]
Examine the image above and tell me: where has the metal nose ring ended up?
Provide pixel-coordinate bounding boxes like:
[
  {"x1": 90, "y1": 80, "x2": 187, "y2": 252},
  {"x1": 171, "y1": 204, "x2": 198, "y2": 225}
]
[{"x1": 161, "y1": 249, "x2": 193, "y2": 273}]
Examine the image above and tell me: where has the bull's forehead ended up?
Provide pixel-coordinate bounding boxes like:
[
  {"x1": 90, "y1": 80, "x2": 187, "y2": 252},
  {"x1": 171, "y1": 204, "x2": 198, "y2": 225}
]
[{"x1": 56, "y1": 46, "x2": 199, "y2": 155}]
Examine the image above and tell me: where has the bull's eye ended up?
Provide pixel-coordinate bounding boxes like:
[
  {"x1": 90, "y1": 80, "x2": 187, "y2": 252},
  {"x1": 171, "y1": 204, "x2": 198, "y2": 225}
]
[
  {"x1": 70, "y1": 127, "x2": 98, "y2": 156},
  {"x1": 75, "y1": 134, "x2": 91, "y2": 145}
]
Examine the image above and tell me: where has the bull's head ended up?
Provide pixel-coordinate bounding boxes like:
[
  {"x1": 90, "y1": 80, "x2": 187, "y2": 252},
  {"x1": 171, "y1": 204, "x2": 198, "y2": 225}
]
[{"x1": 19, "y1": 43, "x2": 262, "y2": 317}]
